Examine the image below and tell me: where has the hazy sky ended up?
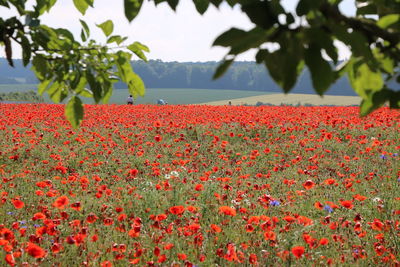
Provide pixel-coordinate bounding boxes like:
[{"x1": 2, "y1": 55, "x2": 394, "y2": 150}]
[{"x1": 0, "y1": 0, "x2": 356, "y2": 62}]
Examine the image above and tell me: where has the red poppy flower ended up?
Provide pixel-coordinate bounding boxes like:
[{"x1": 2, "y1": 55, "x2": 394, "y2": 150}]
[
  {"x1": 353, "y1": 194, "x2": 367, "y2": 201},
  {"x1": 129, "y1": 258, "x2": 140, "y2": 264},
  {"x1": 157, "y1": 254, "x2": 166, "y2": 263},
  {"x1": 26, "y1": 242, "x2": 46, "y2": 258},
  {"x1": 86, "y1": 213, "x2": 98, "y2": 224},
  {"x1": 169, "y1": 205, "x2": 185, "y2": 215},
  {"x1": 51, "y1": 243, "x2": 62, "y2": 254},
  {"x1": 264, "y1": 231, "x2": 276, "y2": 241},
  {"x1": 340, "y1": 200, "x2": 354, "y2": 209},
  {"x1": 155, "y1": 214, "x2": 168, "y2": 221},
  {"x1": 371, "y1": 219, "x2": 384, "y2": 231},
  {"x1": 314, "y1": 202, "x2": 323, "y2": 210},
  {"x1": 291, "y1": 246, "x2": 305, "y2": 259},
  {"x1": 319, "y1": 238, "x2": 329, "y2": 246},
  {"x1": 32, "y1": 212, "x2": 46, "y2": 221},
  {"x1": 103, "y1": 218, "x2": 114, "y2": 226},
  {"x1": 12, "y1": 199, "x2": 24, "y2": 209},
  {"x1": 283, "y1": 215, "x2": 296, "y2": 223},
  {"x1": 210, "y1": 224, "x2": 222, "y2": 233},
  {"x1": 154, "y1": 135, "x2": 162, "y2": 142},
  {"x1": 187, "y1": 205, "x2": 198, "y2": 213},
  {"x1": 303, "y1": 180, "x2": 315, "y2": 190},
  {"x1": 324, "y1": 178, "x2": 336, "y2": 185},
  {"x1": 5, "y1": 254, "x2": 15, "y2": 266},
  {"x1": 164, "y1": 243, "x2": 174, "y2": 250},
  {"x1": 177, "y1": 253, "x2": 187, "y2": 260},
  {"x1": 219, "y1": 206, "x2": 237, "y2": 216},
  {"x1": 52, "y1": 196, "x2": 69, "y2": 209},
  {"x1": 70, "y1": 202, "x2": 81, "y2": 211},
  {"x1": 128, "y1": 169, "x2": 138, "y2": 177},
  {"x1": 91, "y1": 234, "x2": 98, "y2": 242},
  {"x1": 194, "y1": 184, "x2": 204, "y2": 191},
  {"x1": 249, "y1": 253, "x2": 258, "y2": 265}
]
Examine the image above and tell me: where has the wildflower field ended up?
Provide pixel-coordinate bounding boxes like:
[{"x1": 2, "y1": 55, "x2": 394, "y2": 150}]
[{"x1": 0, "y1": 104, "x2": 399, "y2": 266}]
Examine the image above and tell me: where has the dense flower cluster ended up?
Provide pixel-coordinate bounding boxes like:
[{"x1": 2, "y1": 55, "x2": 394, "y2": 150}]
[{"x1": 0, "y1": 104, "x2": 399, "y2": 266}]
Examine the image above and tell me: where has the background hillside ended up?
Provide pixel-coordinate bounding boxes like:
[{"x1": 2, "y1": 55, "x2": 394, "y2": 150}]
[{"x1": 0, "y1": 58, "x2": 357, "y2": 96}]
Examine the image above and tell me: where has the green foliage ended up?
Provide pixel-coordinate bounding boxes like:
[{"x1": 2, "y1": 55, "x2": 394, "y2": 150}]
[
  {"x1": 304, "y1": 43, "x2": 334, "y2": 95},
  {"x1": 65, "y1": 95, "x2": 84, "y2": 128},
  {"x1": 97, "y1": 20, "x2": 114, "y2": 37},
  {"x1": 0, "y1": 0, "x2": 399, "y2": 127},
  {"x1": 124, "y1": 0, "x2": 143, "y2": 22},
  {"x1": 72, "y1": 0, "x2": 92, "y2": 15}
]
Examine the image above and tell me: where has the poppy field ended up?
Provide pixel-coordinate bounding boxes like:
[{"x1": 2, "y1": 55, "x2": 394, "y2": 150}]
[{"x1": 0, "y1": 104, "x2": 399, "y2": 266}]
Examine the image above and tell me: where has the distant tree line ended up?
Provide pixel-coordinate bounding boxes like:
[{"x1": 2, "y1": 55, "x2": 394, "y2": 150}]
[
  {"x1": 0, "y1": 58, "x2": 358, "y2": 96},
  {"x1": 0, "y1": 90, "x2": 44, "y2": 102}
]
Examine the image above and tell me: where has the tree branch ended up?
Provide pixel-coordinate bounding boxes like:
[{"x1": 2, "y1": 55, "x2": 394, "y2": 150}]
[{"x1": 320, "y1": 3, "x2": 400, "y2": 46}]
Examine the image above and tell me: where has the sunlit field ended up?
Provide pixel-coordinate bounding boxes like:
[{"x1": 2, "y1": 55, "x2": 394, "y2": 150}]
[{"x1": 0, "y1": 104, "x2": 399, "y2": 266}]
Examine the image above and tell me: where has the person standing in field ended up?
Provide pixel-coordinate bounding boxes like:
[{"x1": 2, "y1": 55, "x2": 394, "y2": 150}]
[
  {"x1": 127, "y1": 95, "x2": 133, "y2": 105},
  {"x1": 157, "y1": 99, "x2": 166, "y2": 105}
]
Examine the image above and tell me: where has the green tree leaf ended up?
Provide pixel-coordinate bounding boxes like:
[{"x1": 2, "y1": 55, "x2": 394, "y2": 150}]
[
  {"x1": 97, "y1": 20, "x2": 114, "y2": 37},
  {"x1": 167, "y1": 0, "x2": 179, "y2": 10},
  {"x1": 213, "y1": 28, "x2": 248, "y2": 47},
  {"x1": 261, "y1": 33, "x2": 304, "y2": 93},
  {"x1": 73, "y1": 0, "x2": 89, "y2": 15},
  {"x1": 331, "y1": 24, "x2": 373, "y2": 60},
  {"x1": 31, "y1": 55, "x2": 50, "y2": 80},
  {"x1": 241, "y1": 1, "x2": 278, "y2": 29},
  {"x1": 79, "y1": 19, "x2": 90, "y2": 37},
  {"x1": 80, "y1": 29, "x2": 87, "y2": 42},
  {"x1": 65, "y1": 95, "x2": 84, "y2": 128},
  {"x1": 127, "y1": 42, "x2": 149, "y2": 61},
  {"x1": 305, "y1": 28, "x2": 338, "y2": 63},
  {"x1": 213, "y1": 58, "x2": 234, "y2": 79},
  {"x1": 214, "y1": 27, "x2": 267, "y2": 55},
  {"x1": 37, "y1": 79, "x2": 52, "y2": 95},
  {"x1": 47, "y1": 81, "x2": 68, "y2": 103},
  {"x1": 124, "y1": 0, "x2": 143, "y2": 22},
  {"x1": 20, "y1": 35, "x2": 31, "y2": 66},
  {"x1": 86, "y1": 69, "x2": 102, "y2": 104},
  {"x1": 115, "y1": 51, "x2": 145, "y2": 97},
  {"x1": 348, "y1": 59, "x2": 384, "y2": 99},
  {"x1": 296, "y1": 0, "x2": 311, "y2": 16},
  {"x1": 107, "y1": 35, "x2": 126, "y2": 45},
  {"x1": 304, "y1": 43, "x2": 334, "y2": 95},
  {"x1": 373, "y1": 48, "x2": 394, "y2": 74},
  {"x1": 377, "y1": 14, "x2": 399, "y2": 28},
  {"x1": 127, "y1": 72, "x2": 145, "y2": 98},
  {"x1": 77, "y1": 87, "x2": 93, "y2": 98},
  {"x1": 193, "y1": 0, "x2": 209, "y2": 14},
  {"x1": 360, "y1": 89, "x2": 390, "y2": 116},
  {"x1": 0, "y1": 0, "x2": 10, "y2": 8},
  {"x1": 4, "y1": 35, "x2": 13, "y2": 67}
]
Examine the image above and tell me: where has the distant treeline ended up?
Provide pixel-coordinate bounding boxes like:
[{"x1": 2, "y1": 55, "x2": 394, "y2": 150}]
[
  {"x1": 0, "y1": 58, "x2": 357, "y2": 96},
  {"x1": 0, "y1": 90, "x2": 44, "y2": 102}
]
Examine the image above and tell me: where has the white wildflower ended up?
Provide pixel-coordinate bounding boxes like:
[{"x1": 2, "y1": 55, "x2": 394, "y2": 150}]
[
  {"x1": 170, "y1": 171, "x2": 179, "y2": 177},
  {"x1": 372, "y1": 197, "x2": 381, "y2": 203}
]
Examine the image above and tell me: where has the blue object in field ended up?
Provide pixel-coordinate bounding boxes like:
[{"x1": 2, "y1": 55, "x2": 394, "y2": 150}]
[{"x1": 157, "y1": 99, "x2": 166, "y2": 105}]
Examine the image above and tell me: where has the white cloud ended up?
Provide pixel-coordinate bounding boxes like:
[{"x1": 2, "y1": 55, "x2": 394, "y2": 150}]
[{"x1": 1, "y1": 0, "x2": 355, "y2": 62}]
